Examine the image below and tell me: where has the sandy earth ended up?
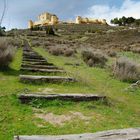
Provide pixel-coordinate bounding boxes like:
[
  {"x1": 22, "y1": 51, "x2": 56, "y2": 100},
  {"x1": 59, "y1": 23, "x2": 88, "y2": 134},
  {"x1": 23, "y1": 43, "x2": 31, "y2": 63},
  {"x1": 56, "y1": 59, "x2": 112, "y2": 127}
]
[{"x1": 34, "y1": 111, "x2": 91, "y2": 126}]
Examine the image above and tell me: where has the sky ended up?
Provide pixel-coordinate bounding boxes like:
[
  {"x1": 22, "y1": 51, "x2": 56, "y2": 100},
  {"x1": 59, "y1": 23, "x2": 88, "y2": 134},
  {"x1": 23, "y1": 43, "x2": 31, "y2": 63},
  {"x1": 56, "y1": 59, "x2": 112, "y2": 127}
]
[{"x1": 0, "y1": 0, "x2": 140, "y2": 30}]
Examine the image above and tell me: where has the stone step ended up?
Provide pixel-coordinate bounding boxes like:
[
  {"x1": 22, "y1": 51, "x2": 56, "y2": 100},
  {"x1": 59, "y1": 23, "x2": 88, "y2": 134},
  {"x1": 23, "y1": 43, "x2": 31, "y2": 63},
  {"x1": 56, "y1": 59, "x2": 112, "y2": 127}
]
[
  {"x1": 23, "y1": 48, "x2": 32, "y2": 51},
  {"x1": 23, "y1": 51, "x2": 41, "y2": 55},
  {"x1": 14, "y1": 128, "x2": 140, "y2": 140},
  {"x1": 23, "y1": 55, "x2": 44, "y2": 60},
  {"x1": 23, "y1": 50, "x2": 37, "y2": 53},
  {"x1": 22, "y1": 61, "x2": 54, "y2": 66},
  {"x1": 18, "y1": 93, "x2": 106, "y2": 103},
  {"x1": 20, "y1": 67, "x2": 65, "y2": 73},
  {"x1": 19, "y1": 75, "x2": 75, "y2": 83},
  {"x1": 23, "y1": 50, "x2": 36, "y2": 54},
  {"x1": 23, "y1": 49, "x2": 37, "y2": 53},
  {"x1": 22, "y1": 58, "x2": 47, "y2": 62},
  {"x1": 23, "y1": 49, "x2": 33, "y2": 52},
  {"x1": 21, "y1": 64, "x2": 61, "y2": 69}
]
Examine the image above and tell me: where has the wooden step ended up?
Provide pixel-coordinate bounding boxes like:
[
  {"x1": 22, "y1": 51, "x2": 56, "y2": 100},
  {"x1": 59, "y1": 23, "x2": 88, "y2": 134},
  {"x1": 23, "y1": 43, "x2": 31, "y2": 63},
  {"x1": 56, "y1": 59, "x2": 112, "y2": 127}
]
[
  {"x1": 19, "y1": 93, "x2": 106, "y2": 103},
  {"x1": 21, "y1": 64, "x2": 60, "y2": 69},
  {"x1": 20, "y1": 67, "x2": 65, "y2": 73},
  {"x1": 14, "y1": 128, "x2": 140, "y2": 140},
  {"x1": 19, "y1": 75, "x2": 75, "y2": 83}
]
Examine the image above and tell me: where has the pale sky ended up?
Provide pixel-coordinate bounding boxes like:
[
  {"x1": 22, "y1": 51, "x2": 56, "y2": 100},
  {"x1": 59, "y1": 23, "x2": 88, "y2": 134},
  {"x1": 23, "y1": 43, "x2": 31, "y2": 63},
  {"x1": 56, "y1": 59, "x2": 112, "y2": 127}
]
[{"x1": 0, "y1": 0, "x2": 140, "y2": 30}]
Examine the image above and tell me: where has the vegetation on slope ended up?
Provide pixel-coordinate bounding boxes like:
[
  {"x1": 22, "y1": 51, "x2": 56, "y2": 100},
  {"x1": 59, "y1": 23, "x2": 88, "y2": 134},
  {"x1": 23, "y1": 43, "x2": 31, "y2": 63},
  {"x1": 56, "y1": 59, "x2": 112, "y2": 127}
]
[{"x1": 0, "y1": 25, "x2": 140, "y2": 140}]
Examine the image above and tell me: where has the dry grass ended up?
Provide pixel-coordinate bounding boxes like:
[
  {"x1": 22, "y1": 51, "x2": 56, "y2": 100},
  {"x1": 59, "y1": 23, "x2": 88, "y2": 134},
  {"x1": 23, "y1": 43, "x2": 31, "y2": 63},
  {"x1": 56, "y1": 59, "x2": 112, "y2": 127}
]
[
  {"x1": 0, "y1": 38, "x2": 15, "y2": 68},
  {"x1": 48, "y1": 47, "x2": 63, "y2": 56},
  {"x1": 64, "y1": 48, "x2": 75, "y2": 57},
  {"x1": 82, "y1": 50, "x2": 108, "y2": 68},
  {"x1": 131, "y1": 47, "x2": 140, "y2": 54},
  {"x1": 113, "y1": 57, "x2": 140, "y2": 82},
  {"x1": 7, "y1": 38, "x2": 22, "y2": 47},
  {"x1": 106, "y1": 50, "x2": 117, "y2": 57},
  {"x1": 48, "y1": 46, "x2": 75, "y2": 57}
]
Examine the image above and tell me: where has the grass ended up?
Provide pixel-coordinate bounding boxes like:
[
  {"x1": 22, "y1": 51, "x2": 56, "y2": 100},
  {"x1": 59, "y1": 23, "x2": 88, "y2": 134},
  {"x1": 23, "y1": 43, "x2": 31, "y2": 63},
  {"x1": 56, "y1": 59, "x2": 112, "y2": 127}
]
[
  {"x1": 0, "y1": 47, "x2": 139, "y2": 140},
  {"x1": 118, "y1": 51, "x2": 140, "y2": 63}
]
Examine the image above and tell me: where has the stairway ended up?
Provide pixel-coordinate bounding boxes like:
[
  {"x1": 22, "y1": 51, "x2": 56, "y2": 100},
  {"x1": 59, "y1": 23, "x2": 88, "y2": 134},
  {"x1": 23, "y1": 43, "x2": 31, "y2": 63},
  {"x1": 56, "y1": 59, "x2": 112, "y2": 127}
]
[{"x1": 20, "y1": 40, "x2": 75, "y2": 83}]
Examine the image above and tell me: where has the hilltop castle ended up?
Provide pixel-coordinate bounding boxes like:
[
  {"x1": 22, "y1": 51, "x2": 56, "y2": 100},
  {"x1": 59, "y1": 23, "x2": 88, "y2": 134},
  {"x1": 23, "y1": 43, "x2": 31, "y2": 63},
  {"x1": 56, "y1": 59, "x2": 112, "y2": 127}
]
[
  {"x1": 76, "y1": 16, "x2": 107, "y2": 25},
  {"x1": 28, "y1": 12, "x2": 107, "y2": 29},
  {"x1": 28, "y1": 12, "x2": 59, "y2": 29}
]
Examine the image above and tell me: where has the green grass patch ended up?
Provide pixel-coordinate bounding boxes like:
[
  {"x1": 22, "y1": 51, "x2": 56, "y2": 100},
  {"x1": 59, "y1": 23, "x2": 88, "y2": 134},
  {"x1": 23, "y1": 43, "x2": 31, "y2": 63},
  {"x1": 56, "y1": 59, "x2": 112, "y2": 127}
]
[
  {"x1": 0, "y1": 47, "x2": 139, "y2": 140},
  {"x1": 118, "y1": 51, "x2": 140, "y2": 62}
]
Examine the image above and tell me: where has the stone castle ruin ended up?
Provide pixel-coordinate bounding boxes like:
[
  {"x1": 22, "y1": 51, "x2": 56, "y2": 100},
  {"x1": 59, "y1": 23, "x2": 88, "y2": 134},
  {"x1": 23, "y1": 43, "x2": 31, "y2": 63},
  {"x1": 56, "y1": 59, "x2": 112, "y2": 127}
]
[
  {"x1": 28, "y1": 12, "x2": 59, "y2": 29},
  {"x1": 76, "y1": 16, "x2": 107, "y2": 25},
  {"x1": 28, "y1": 12, "x2": 107, "y2": 29}
]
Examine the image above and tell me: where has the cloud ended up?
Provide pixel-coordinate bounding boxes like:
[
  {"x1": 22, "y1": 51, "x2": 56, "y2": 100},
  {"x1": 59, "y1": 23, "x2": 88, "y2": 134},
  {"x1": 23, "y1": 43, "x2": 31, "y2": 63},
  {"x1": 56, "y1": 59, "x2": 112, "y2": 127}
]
[
  {"x1": 1, "y1": 0, "x2": 140, "y2": 29},
  {"x1": 84, "y1": 0, "x2": 140, "y2": 23},
  {"x1": 0, "y1": 0, "x2": 90, "y2": 30}
]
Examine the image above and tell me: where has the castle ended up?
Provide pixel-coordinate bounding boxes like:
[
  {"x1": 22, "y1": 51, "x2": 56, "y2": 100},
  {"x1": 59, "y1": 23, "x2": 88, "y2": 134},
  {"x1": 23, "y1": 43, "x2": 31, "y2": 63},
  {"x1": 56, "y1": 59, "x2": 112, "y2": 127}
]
[
  {"x1": 28, "y1": 12, "x2": 59, "y2": 29},
  {"x1": 28, "y1": 12, "x2": 107, "y2": 29},
  {"x1": 76, "y1": 16, "x2": 107, "y2": 25}
]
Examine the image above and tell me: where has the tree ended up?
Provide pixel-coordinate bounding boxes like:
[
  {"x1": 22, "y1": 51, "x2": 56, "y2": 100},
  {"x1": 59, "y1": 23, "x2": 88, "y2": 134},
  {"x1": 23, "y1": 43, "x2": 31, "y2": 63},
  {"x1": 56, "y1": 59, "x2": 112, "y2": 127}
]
[
  {"x1": 111, "y1": 18, "x2": 122, "y2": 26},
  {"x1": 111, "y1": 18, "x2": 119, "y2": 25},
  {"x1": 118, "y1": 18, "x2": 123, "y2": 26},
  {"x1": 0, "y1": 0, "x2": 7, "y2": 36},
  {"x1": 111, "y1": 16, "x2": 136, "y2": 26},
  {"x1": 122, "y1": 16, "x2": 127, "y2": 26},
  {"x1": 0, "y1": 0, "x2": 7, "y2": 27},
  {"x1": 127, "y1": 17, "x2": 135, "y2": 24},
  {"x1": 0, "y1": 26, "x2": 6, "y2": 36},
  {"x1": 135, "y1": 19, "x2": 140, "y2": 26}
]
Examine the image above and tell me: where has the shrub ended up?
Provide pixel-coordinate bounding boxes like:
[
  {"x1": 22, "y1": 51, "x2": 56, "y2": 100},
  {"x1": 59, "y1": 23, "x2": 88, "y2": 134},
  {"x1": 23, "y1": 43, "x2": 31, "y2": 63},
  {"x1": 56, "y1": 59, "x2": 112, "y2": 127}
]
[
  {"x1": 7, "y1": 38, "x2": 22, "y2": 48},
  {"x1": 82, "y1": 50, "x2": 108, "y2": 68},
  {"x1": 45, "y1": 26, "x2": 55, "y2": 35},
  {"x1": 31, "y1": 40, "x2": 42, "y2": 47},
  {"x1": 113, "y1": 57, "x2": 140, "y2": 82},
  {"x1": 131, "y1": 48, "x2": 140, "y2": 54},
  {"x1": 48, "y1": 46, "x2": 75, "y2": 57},
  {"x1": 106, "y1": 50, "x2": 117, "y2": 57},
  {"x1": 0, "y1": 38, "x2": 15, "y2": 68},
  {"x1": 64, "y1": 48, "x2": 75, "y2": 57},
  {"x1": 48, "y1": 47, "x2": 63, "y2": 56}
]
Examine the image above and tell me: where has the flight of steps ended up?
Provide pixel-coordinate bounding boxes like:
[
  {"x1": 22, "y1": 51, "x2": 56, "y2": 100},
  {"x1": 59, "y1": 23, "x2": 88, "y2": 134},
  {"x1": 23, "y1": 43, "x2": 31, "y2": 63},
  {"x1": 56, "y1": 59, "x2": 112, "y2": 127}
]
[
  {"x1": 20, "y1": 40, "x2": 75, "y2": 83},
  {"x1": 17, "y1": 40, "x2": 109, "y2": 139}
]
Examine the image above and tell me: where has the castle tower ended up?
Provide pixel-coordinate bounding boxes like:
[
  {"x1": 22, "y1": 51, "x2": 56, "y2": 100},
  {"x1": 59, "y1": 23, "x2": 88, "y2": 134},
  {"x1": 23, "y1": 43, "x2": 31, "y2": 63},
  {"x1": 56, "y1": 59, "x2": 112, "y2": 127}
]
[
  {"x1": 76, "y1": 16, "x2": 82, "y2": 24},
  {"x1": 51, "y1": 15, "x2": 59, "y2": 25},
  {"x1": 28, "y1": 20, "x2": 34, "y2": 29},
  {"x1": 102, "y1": 19, "x2": 107, "y2": 25}
]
